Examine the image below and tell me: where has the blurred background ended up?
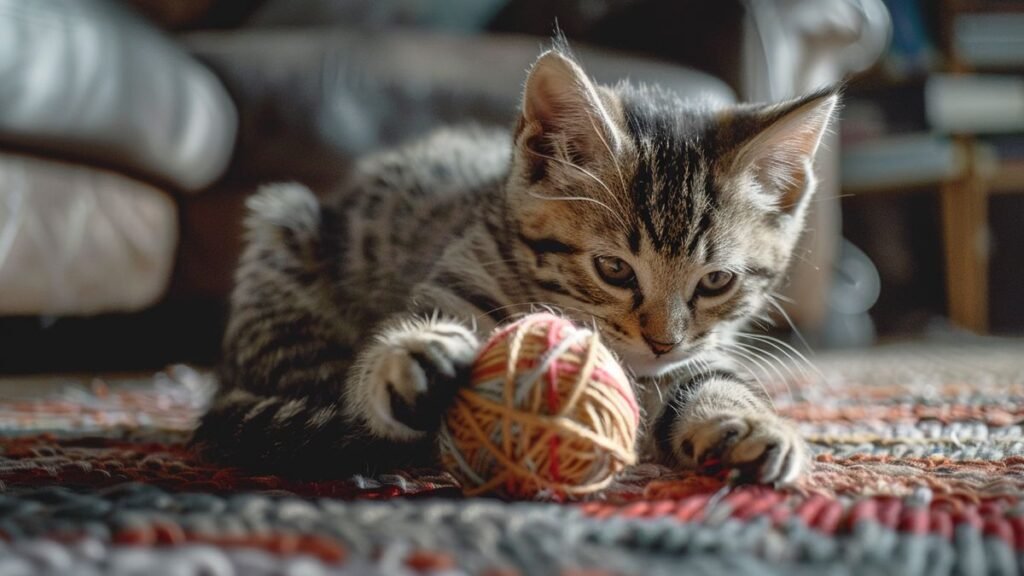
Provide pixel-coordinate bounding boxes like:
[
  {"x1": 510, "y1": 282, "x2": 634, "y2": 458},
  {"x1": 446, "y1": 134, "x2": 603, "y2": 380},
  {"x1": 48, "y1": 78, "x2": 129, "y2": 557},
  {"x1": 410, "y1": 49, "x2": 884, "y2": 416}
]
[{"x1": 0, "y1": 0, "x2": 1018, "y2": 375}]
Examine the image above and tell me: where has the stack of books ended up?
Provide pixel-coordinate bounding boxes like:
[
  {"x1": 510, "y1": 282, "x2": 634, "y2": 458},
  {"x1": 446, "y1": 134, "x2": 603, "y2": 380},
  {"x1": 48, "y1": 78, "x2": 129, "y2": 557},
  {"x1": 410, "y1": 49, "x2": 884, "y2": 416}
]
[
  {"x1": 954, "y1": 10, "x2": 1024, "y2": 69},
  {"x1": 842, "y1": 0, "x2": 1024, "y2": 191}
]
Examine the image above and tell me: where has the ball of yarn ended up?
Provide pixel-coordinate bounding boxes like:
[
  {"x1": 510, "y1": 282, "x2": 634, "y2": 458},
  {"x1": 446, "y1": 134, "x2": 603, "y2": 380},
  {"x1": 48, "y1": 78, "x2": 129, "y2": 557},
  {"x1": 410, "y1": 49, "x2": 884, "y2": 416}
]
[{"x1": 439, "y1": 313, "x2": 639, "y2": 499}]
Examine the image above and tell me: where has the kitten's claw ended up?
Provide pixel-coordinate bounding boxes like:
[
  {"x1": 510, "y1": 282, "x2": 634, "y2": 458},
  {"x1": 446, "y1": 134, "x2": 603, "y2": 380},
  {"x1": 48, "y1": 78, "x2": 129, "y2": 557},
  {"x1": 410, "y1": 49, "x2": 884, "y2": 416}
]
[
  {"x1": 676, "y1": 412, "x2": 807, "y2": 485},
  {"x1": 361, "y1": 322, "x2": 479, "y2": 439}
]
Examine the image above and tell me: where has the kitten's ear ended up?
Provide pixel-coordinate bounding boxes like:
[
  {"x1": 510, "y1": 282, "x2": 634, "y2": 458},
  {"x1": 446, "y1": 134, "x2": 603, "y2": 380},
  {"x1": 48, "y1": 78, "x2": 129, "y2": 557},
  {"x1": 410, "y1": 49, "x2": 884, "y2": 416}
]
[
  {"x1": 728, "y1": 89, "x2": 839, "y2": 213},
  {"x1": 517, "y1": 50, "x2": 623, "y2": 174}
]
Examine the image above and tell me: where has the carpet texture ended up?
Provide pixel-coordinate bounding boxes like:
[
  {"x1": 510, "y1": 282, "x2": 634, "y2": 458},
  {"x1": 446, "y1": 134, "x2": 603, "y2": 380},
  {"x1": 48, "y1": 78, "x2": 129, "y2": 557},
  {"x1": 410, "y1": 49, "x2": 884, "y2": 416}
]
[{"x1": 1, "y1": 341, "x2": 1023, "y2": 575}]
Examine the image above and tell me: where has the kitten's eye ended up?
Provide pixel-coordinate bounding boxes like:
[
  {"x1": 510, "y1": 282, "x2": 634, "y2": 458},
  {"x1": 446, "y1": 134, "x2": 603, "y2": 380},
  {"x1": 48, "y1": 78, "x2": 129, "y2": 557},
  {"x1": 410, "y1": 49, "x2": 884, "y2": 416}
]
[
  {"x1": 594, "y1": 256, "x2": 636, "y2": 287},
  {"x1": 697, "y1": 270, "x2": 736, "y2": 297}
]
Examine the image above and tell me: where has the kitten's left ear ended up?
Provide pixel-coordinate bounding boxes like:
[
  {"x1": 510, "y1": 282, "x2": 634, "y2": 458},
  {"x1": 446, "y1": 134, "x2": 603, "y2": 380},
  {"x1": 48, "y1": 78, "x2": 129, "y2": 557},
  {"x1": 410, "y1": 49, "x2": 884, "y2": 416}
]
[
  {"x1": 727, "y1": 88, "x2": 839, "y2": 214},
  {"x1": 517, "y1": 50, "x2": 624, "y2": 172}
]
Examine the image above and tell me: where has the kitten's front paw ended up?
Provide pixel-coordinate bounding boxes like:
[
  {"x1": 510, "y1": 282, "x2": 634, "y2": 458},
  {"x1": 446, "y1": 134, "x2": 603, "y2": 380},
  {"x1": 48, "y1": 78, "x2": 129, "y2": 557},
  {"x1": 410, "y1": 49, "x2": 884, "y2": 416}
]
[
  {"x1": 362, "y1": 321, "x2": 479, "y2": 439},
  {"x1": 675, "y1": 413, "x2": 807, "y2": 485}
]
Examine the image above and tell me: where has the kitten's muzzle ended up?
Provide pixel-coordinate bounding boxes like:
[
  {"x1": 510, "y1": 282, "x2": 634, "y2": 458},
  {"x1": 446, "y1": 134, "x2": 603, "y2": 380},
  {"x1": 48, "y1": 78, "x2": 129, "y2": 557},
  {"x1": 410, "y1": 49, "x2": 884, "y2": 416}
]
[{"x1": 642, "y1": 334, "x2": 681, "y2": 356}]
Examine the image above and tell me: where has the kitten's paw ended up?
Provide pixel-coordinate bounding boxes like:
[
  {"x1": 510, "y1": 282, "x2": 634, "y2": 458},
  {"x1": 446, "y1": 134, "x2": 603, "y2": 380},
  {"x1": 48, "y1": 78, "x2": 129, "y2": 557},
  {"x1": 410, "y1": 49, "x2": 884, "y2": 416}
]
[
  {"x1": 676, "y1": 412, "x2": 807, "y2": 485},
  {"x1": 360, "y1": 321, "x2": 479, "y2": 439}
]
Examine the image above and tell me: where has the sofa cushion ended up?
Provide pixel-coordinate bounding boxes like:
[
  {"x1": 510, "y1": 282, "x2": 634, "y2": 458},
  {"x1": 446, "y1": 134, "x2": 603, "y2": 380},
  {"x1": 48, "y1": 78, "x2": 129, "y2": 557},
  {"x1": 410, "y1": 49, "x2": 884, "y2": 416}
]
[
  {"x1": 0, "y1": 153, "x2": 178, "y2": 316},
  {"x1": 0, "y1": 0, "x2": 236, "y2": 192},
  {"x1": 184, "y1": 30, "x2": 735, "y2": 183}
]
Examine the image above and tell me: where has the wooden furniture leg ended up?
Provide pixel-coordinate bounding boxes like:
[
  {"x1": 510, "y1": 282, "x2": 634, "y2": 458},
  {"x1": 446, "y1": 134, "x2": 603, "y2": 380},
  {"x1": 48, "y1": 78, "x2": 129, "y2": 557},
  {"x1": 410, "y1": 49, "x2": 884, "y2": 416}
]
[{"x1": 940, "y1": 173, "x2": 989, "y2": 332}]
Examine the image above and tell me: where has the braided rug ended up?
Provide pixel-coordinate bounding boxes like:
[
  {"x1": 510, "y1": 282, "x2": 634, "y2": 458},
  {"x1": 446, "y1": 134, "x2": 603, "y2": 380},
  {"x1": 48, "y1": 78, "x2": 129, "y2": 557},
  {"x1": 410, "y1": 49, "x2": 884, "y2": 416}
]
[{"x1": 1, "y1": 341, "x2": 1023, "y2": 575}]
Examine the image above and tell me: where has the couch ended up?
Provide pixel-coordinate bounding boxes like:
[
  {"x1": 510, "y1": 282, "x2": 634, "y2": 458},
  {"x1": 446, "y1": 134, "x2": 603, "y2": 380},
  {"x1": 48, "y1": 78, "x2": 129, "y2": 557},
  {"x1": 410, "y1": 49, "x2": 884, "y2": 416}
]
[{"x1": 0, "y1": 0, "x2": 890, "y2": 371}]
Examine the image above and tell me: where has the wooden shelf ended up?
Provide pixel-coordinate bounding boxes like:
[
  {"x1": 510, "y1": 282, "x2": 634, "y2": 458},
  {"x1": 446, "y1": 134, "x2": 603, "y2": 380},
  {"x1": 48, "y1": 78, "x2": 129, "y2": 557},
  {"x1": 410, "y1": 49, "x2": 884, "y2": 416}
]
[{"x1": 840, "y1": 137, "x2": 1010, "y2": 333}]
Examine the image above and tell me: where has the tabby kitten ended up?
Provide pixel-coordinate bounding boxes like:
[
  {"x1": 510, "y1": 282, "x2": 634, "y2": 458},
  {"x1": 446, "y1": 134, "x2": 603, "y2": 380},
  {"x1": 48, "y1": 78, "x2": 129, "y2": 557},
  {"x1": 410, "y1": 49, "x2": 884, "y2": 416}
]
[{"x1": 193, "y1": 47, "x2": 837, "y2": 484}]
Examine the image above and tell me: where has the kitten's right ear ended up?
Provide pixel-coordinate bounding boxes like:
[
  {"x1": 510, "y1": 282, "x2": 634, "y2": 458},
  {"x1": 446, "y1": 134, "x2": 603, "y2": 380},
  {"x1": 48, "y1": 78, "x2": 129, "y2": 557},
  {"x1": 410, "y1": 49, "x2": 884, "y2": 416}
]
[
  {"x1": 516, "y1": 50, "x2": 623, "y2": 179},
  {"x1": 726, "y1": 89, "x2": 839, "y2": 214}
]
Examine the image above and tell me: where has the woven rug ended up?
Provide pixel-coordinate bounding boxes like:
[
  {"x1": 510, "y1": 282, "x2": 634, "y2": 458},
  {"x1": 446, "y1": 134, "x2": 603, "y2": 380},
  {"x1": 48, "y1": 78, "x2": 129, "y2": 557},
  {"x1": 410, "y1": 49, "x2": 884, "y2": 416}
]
[{"x1": 1, "y1": 341, "x2": 1023, "y2": 575}]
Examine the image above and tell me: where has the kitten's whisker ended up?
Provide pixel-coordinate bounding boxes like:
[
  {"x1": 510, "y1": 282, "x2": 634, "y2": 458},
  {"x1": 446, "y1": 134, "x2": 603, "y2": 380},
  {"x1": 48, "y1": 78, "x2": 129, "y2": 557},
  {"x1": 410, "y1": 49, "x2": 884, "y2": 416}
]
[
  {"x1": 811, "y1": 192, "x2": 856, "y2": 204},
  {"x1": 733, "y1": 340, "x2": 797, "y2": 384},
  {"x1": 523, "y1": 147, "x2": 630, "y2": 230},
  {"x1": 723, "y1": 341, "x2": 788, "y2": 391},
  {"x1": 471, "y1": 300, "x2": 604, "y2": 330},
  {"x1": 524, "y1": 146, "x2": 609, "y2": 191},
  {"x1": 717, "y1": 346, "x2": 776, "y2": 410},
  {"x1": 470, "y1": 302, "x2": 545, "y2": 324},
  {"x1": 583, "y1": 107, "x2": 629, "y2": 196},
  {"x1": 769, "y1": 292, "x2": 796, "y2": 305},
  {"x1": 652, "y1": 375, "x2": 664, "y2": 404},
  {"x1": 736, "y1": 332, "x2": 822, "y2": 381},
  {"x1": 691, "y1": 355, "x2": 714, "y2": 386},
  {"x1": 746, "y1": 310, "x2": 777, "y2": 331},
  {"x1": 716, "y1": 340, "x2": 765, "y2": 381},
  {"x1": 526, "y1": 190, "x2": 627, "y2": 230},
  {"x1": 785, "y1": 249, "x2": 816, "y2": 268},
  {"x1": 737, "y1": 338, "x2": 806, "y2": 391},
  {"x1": 763, "y1": 294, "x2": 835, "y2": 391},
  {"x1": 765, "y1": 296, "x2": 815, "y2": 358},
  {"x1": 737, "y1": 332, "x2": 806, "y2": 364},
  {"x1": 698, "y1": 356, "x2": 712, "y2": 376},
  {"x1": 729, "y1": 341, "x2": 796, "y2": 401}
]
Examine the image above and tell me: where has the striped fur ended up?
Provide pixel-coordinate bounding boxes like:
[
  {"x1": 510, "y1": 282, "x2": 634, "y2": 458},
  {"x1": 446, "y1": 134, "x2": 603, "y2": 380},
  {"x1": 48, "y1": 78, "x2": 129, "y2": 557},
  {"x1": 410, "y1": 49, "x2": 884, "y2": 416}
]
[{"x1": 193, "y1": 47, "x2": 837, "y2": 483}]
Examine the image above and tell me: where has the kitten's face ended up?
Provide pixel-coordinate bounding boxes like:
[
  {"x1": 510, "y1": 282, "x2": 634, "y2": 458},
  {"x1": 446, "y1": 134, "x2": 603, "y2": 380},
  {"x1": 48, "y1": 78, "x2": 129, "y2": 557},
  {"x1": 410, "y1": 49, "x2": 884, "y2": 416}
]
[{"x1": 507, "y1": 51, "x2": 837, "y2": 378}]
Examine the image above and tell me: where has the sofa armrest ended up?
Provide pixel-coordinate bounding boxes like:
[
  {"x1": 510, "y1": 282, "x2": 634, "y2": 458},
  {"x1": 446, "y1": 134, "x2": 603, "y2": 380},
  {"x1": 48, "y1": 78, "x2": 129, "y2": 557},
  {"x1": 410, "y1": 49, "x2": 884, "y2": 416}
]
[{"x1": 0, "y1": 0, "x2": 237, "y2": 192}]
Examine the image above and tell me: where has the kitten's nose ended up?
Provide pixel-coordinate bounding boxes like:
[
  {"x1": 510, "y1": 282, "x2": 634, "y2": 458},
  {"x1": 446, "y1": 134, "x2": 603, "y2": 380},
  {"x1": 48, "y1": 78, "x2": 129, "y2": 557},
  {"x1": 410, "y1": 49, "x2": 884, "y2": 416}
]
[{"x1": 643, "y1": 334, "x2": 681, "y2": 356}]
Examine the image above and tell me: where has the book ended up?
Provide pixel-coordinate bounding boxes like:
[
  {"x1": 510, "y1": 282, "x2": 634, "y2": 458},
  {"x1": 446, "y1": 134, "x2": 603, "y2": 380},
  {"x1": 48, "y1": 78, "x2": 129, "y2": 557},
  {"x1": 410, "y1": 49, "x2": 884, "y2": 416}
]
[
  {"x1": 954, "y1": 12, "x2": 1024, "y2": 69},
  {"x1": 925, "y1": 74, "x2": 1024, "y2": 134},
  {"x1": 841, "y1": 133, "x2": 967, "y2": 191}
]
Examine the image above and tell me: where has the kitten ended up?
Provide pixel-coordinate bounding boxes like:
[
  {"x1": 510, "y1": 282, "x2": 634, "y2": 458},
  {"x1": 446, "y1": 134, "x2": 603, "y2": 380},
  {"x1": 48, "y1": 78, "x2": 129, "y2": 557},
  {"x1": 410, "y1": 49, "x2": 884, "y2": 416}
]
[{"x1": 193, "y1": 46, "x2": 837, "y2": 484}]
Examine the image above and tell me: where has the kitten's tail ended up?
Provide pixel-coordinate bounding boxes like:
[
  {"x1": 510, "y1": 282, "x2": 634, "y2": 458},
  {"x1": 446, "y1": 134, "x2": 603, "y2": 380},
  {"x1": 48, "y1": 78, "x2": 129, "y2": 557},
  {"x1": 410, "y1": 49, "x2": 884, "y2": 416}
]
[
  {"x1": 246, "y1": 183, "x2": 319, "y2": 232},
  {"x1": 243, "y1": 183, "x2": 323, "y2": 264},
  {"x1": 191, "y1": 387, "x2": 433, "y2": 477}
]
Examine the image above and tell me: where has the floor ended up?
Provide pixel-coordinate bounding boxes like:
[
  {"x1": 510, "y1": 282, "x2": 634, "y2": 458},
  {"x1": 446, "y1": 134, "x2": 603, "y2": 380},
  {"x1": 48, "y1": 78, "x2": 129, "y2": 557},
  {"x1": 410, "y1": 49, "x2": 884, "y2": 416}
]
[{"x1": 0, "y1": 339, "x2": 1022, "y2": 575}]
